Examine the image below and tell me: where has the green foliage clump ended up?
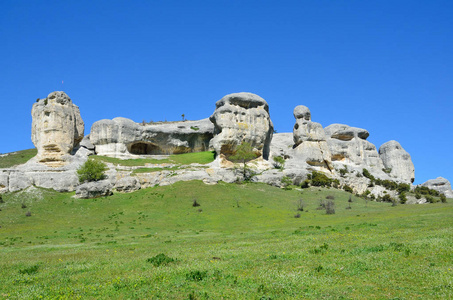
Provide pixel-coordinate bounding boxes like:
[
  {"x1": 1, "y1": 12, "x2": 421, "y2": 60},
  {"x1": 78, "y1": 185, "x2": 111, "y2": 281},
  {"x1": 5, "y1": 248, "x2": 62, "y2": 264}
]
[
  {"x1": 399, "y1": 192, "x2": 407, "y2": 204},
  {"x1": 343, "y1": 185, "x2": 353, "y2": 193},
  {"x1": 309, "y1": 171, "x2": 334, "y2": 187},
  {"x1": 186, "y1": 270, "x2": 208, "y2": 281},
  {"x1": 382, "y1": 194, "x2": 393, "y2": 203},
  {"x1": 19, "y1": 264, "x2": 40, "y2": 275},
  {"x1": 339, "y1": 166, "x2": 348, "y2": 176},
  {"x1": 77, "y1": 159, "x2": 107, "y2": 183},
  {"x1": 414, "y1": 186, "x2": 440, "y2": 197},
  {"x1": 272, "y1": 156, "x2": 285, "y2": 170},
  {"x1": 281, "y1": 176, "x2": 292, "y2": 190},
  {"x1": 382, "y1": 168, "x2": 392, "y2": 174},
  {"x1": 146, "y1": 253, "x2": 175, "y2": 267},
  {"x1": 362, "y1": 168, "x2": 375, "y2": 181},
  {"x1": 425, "y1": 195, "x2": 438, "y2": 203},
  {"x1": 397, "y1": 183, "x2": 411, "y2": 194}
]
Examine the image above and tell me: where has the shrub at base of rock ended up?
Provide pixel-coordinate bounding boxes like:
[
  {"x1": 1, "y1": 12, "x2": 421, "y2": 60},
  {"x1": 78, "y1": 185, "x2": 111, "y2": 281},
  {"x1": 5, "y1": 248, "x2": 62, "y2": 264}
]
[{"x1": 75, "y1": 180, "x2": 113, "y2": 199}]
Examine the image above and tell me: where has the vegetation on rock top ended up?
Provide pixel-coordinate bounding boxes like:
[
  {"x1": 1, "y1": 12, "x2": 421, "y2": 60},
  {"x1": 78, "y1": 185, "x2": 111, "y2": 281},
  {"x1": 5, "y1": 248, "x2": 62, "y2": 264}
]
[{"x1": 0, "y1": 149, "x2": 37, "y2": 169}]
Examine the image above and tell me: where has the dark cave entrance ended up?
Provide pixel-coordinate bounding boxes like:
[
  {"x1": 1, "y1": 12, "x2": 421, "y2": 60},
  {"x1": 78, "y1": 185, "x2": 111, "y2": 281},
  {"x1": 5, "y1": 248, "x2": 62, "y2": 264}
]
[{"x1": 128, "y1": 142, "x2": 163, "y2": 155}]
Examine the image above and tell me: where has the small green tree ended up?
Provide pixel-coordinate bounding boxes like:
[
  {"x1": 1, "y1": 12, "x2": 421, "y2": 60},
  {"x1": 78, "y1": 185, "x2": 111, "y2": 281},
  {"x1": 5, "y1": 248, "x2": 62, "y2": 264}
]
[
  {"x1": 229, "y1": 141, "x2": 258, "y2": 181},
  {"x1": 77, "y1": 159, "x2": 107, "y2": 183},
  {"x1": 440, "y1": 193, "x2": 447, "y2": 203},
  {"x1": 272, "y1": 156, "x2": 285, "y2": 170}
]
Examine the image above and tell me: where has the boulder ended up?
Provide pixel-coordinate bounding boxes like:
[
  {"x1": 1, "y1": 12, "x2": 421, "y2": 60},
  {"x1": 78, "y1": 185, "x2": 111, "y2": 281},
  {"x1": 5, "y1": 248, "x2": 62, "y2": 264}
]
[
  {"x1": 421, "y1": 177, "x2": 453, "y2": 198},
  {"x1": 31, "y1": 91, "x2": 84, "y2": 167},
  {"x1": 209, "y1": 92, "x2": 273, "y2": 160},
  {"x1": 75, "y1": 180, "x2": 113, "y2": 198},
  {"x1": 90, "y1": 117, "x2": 213, "y2": 157},
  {"x1": 293, "y1": 105, "x2": 332, "y2": 170},
  {"x1": 115, "y1": 176, "x2": 141, "y2": 193},
  {"x1": 325, "y1": 124, "x2": 383, "y2": 170},
  {"x1": 379, "y1": 141, "x2": 415, "y2": 183}
]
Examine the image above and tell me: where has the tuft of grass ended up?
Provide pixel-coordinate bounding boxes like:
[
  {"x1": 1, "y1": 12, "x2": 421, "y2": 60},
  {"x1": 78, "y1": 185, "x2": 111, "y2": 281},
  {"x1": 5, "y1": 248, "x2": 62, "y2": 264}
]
[
  {"x1": 19, "y1": 264, "x2": 40, "y2": 275},
  {"x1": 0, "y1": 149, "x2": 37, "y2": 168},
  {"x1": 146, "y1": 253, "x2": 176, "y2": 267}
]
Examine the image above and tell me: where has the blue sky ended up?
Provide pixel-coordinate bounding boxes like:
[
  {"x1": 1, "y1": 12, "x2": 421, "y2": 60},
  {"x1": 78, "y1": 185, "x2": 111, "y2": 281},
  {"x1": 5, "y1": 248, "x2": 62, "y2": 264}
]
[{"x1": 1, "y1": 0, "x2": 452, "y2": 185}]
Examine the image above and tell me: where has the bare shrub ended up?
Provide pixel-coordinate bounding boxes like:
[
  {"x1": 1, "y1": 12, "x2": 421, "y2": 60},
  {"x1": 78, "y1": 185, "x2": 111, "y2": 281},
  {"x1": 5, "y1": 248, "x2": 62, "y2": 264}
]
[
  {"x1": 192, "y1": 199, "x2": 200, "y2": 207},
  {"x1": 296, "y1": 199, "x2": 305, "y2": 211},
  {"x1": 325, "y1": 200, "x2": 335, "y2": 215}
]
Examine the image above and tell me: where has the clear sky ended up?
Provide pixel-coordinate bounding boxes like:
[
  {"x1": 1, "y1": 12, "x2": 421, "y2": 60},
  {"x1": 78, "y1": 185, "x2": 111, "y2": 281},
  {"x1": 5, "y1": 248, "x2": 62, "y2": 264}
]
[{"x1": 1, "y1": 0, "x2": 452, "y2": 185}]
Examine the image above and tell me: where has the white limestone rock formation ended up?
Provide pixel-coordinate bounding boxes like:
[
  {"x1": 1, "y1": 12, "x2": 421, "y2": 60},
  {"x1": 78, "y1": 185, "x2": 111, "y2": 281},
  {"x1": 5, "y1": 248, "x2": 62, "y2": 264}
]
[
  {"x1": 293, "y1": 105, "x2": 332, "y2": 170},
  {"x1": 90, "y1": 118, "x2": 214, "y2": 157},
  {"x1": 379, "y1": 140, "x2": 415, "y2": 183},
  {"x1": 115, "y1": 176, "x2": 141, "y2": 193},
  {"x1": 209, "y1": 92, "x2": 273, "y2": 160},
  {"x1": 31, "y1": 91, "x2": 84, "y2": 167},
  {"x1": 325, "y1": 124, "x2": 384, "y2": 171},
  {"x1": 75, "y1": 180, "x2": 113, "y2": 199},
  {"x1": 421, "y1": 177, "x2": 453, "y2": 198}
]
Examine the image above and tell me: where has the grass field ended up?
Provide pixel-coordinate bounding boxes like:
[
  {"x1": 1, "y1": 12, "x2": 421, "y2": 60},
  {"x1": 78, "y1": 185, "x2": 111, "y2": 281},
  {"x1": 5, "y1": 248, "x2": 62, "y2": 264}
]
[
  {"x1": 0, "y1": 149, "x2": 37, "y2": 169},
  {"x1": 0, "y1": 181, "x2": 452, "y2": 299}
]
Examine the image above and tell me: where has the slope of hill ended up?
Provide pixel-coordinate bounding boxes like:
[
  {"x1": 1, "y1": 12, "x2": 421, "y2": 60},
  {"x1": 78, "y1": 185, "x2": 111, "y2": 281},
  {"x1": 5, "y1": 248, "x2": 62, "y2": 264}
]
[{"x1": 0, "y1": 181, "x2": 452, "y2": 298}]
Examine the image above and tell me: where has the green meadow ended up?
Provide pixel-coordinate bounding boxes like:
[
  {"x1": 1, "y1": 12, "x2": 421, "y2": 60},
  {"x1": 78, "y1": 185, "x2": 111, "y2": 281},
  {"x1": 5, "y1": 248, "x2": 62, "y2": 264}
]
[{"x1": 0, "y1": 181, "x2": 452, "y2": 299}]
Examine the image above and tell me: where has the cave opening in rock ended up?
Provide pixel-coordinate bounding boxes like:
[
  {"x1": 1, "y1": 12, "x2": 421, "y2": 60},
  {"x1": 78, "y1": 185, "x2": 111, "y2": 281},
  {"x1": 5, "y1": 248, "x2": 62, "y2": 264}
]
[{"x1": 128, "y1": 142, "x2": 163, "y2": 155}]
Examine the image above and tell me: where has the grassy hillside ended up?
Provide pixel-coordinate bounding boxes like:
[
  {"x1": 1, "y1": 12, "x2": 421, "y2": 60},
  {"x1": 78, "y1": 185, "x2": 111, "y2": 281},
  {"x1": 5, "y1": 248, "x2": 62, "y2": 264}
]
[
  {"x1": 0, "y1": 149, "x2": 37, "y2": 168},
  {"x1": 0, "y1": 181, "x2": 452, "y2": 299}
]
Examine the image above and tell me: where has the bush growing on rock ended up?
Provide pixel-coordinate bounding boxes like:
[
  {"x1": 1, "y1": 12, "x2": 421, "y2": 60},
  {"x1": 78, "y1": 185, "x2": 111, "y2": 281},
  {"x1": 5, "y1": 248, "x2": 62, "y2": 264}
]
[
  {"x1": 77, "y1": 159, "x2": 107, "y2": 183},
  {"x1": 343, "y1": 185, "x2": 353, "y2": 193},
  {"x1": 309, "y1": 171, "x2": 333, "y2": 187},
  {"x1": 399, "y1": 192, "x2": 407, "y2": 204},
  {"x1": 272, "y1": 156, "x2": 285, "y2": 170}
]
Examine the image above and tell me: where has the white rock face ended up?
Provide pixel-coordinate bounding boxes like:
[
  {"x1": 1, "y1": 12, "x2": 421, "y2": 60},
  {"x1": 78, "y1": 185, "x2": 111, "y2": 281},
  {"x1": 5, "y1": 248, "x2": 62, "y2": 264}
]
[
  {"x1": 324, "y1": 124, "x2": 382, "y2": 168},
  {"x1": 75, "y1": 180, "x2": 113, "y2": 199},
  {"x1": 31, "y1": 91, "x2": 84, "y2": 167},
  {"x1": 209, "y1": 92, "x2": 273, "y2": 160},
  {"x1": 293, "y1": 105, "x2": 332, "y2": 170},
  {"x1": 90, "y1": 118, "x2": 214, "y2": 157},
  {"x1": 379, "y1": 140, "x2": 415, "y2": 183},
  {"x1": 421, "y1": 177, "x2": 453, "y2": 198}
]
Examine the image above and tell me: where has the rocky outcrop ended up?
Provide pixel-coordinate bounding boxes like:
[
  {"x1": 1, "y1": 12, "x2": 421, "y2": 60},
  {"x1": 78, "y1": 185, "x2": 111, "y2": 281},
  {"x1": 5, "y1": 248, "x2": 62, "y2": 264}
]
[
  {"x1": 379, "y1": 141, "x2": 415, "y2": 183},
  {"x1": 115, "y1": 176, "x2": 141, "y2": 193},
  {"x1": 209, "y1": 92, "x2": 273, "y2": 160},
  {"x1": 75, "y1": 180, "x2": 113, "y2": 198},
  {"x1": 421, "y1": 177, "x2": 453, "y2": 198},
  {"x1": 31, "y1": 91, "x2": 84, "y2": 167},
  {"x1": 325, "y1": 124, "x2": 383, "y2": 170},
  {"x1": 293, "y1": 105, "x2": 332, "y2": 170},
  {"x1": 90, "y1": 118, "x2": 214, "y2": 157}
]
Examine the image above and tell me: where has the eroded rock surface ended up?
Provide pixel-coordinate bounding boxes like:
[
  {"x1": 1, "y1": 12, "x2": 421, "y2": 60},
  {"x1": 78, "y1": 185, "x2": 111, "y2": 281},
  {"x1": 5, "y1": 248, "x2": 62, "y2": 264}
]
[
  {"x1": 379, "y1": 140, "x2": 415, "y2": 183},
  {"x1": 209, "y1": 92, "x2": 273, "y2": 160},
  {"x1": 90, "y1": 118, "x2": 214, "y2": 157},
  {"x1": 75, "y1": 180, "x2": 113, "y2": 199},
  {"x1": 325, "y1": 124, "x2": 383, "y2": 173},
  {"x1": 31, "y1": 91, "x2": 84, "y2": 167},
  {"x1": 421, "y1": 177, "x2": 453, "y2": 198},
  {"x1": 293, "y1": 105, "x2": 332, "y2": 170}
]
